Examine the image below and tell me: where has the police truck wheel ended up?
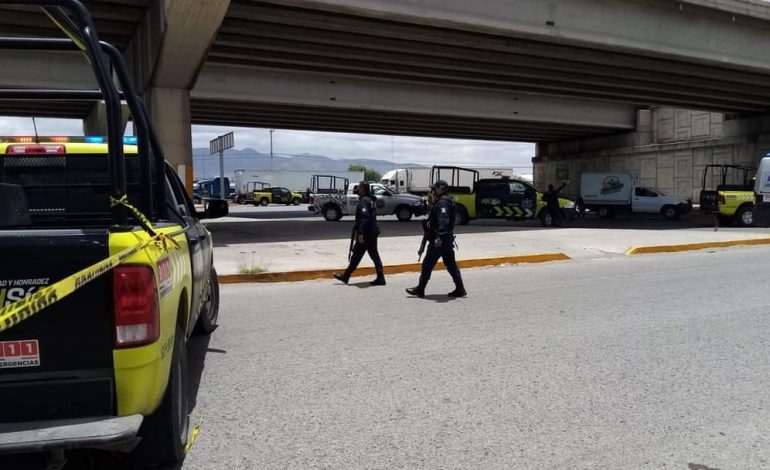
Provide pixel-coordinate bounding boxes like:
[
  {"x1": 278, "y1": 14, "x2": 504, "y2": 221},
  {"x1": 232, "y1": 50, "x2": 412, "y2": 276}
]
[
  {"x1": 260, "y1": 198, "x2": 269, "y2": 206},
  {"x1": 662, "y1": 205, "x2": 678, "y2": 220},
  {"x1": 323, "y1": 205, "x2": 341, "y2": 221},
  {"x1": 737, "y1": 206, "x2": 754, "y2": 226},
  {"x1": 292, "y1": 198, "x2": 301, "y2": 205},
  {"x1": 194, "y1": 268, "x2": 219, "y2": 335},
  {"x1": 395, "y1": 205, "x2": 412, "y2": 222},
  {"x1": 540, "y1": 211, "x2": 553, "y2": 227},
  {"x1": 135, "y1": 324, "x2": 189, "y2": 465}
]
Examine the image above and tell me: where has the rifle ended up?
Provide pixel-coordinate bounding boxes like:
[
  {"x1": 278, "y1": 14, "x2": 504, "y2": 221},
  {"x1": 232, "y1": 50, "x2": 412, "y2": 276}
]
[
  {"x1": 418, "y1": 219, "x2": 430, "y2": 261},
  {"x1": 348, "y1": 225, "x2": 357, "y2": 261}
]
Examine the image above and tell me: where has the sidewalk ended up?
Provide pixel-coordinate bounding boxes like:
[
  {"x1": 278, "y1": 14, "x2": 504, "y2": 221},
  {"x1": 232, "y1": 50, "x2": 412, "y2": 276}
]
[{"x1": 212, "y1": 220, "x2": 770, "y2": 277}]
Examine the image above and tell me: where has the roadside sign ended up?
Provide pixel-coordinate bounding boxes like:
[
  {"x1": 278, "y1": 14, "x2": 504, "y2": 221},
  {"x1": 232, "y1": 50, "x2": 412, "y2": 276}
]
[
  {"x1": 209, "y1": 132, "x2": 235, "y2": 199},
  {"x1": 209, "y1": 132, "x2": 234, "y2": 155}
]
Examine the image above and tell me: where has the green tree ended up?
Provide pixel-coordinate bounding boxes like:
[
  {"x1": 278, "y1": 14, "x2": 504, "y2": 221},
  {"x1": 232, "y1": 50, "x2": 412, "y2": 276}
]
[{"x1": 348, "y1": 164, "x2": 381, "y2": 183}]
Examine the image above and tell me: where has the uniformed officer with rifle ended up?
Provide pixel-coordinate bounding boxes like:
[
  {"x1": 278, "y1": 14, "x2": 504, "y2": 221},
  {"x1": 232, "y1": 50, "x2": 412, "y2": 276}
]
[
  {"x1": 333, "y1": 182, "x2": 386, "y2": 286},
  {"x1": 406, "y1": 179, "x2": 466, "y2": 298}
]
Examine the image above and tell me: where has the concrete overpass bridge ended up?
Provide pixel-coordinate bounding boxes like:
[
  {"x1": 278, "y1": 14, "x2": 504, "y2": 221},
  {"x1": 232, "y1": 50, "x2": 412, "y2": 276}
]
[{"x1": 1, "y1": 0, "x2": 770, "y2": 194}]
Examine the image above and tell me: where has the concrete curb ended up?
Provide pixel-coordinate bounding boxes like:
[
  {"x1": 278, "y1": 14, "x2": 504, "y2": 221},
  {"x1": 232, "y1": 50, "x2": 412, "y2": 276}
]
[
  {"x1": 626, "y1": 237, "x2": 770, "y2": 256},
  {"x1": 218, "y1": 252, "x2": 571, "y2": 284}
]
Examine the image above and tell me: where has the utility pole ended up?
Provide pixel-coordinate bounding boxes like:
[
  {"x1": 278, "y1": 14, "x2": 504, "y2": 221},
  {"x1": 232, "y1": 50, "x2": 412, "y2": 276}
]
[{"x1": 269, "y1": 129, "x2": 275, "y2": 170}]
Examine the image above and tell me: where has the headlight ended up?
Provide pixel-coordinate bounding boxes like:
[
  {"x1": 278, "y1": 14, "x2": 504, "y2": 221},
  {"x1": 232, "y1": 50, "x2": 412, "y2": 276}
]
[{"x1": 564, "y1": 201, "x2": 575, "y2": 209}]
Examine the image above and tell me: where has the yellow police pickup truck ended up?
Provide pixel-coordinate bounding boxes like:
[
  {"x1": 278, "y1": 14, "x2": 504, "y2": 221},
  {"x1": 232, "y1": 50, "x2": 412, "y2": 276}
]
[
  {"x1": 699, "y1": 164, "x2": 756, "y2": 226},
  {"x1": 253, "y1": 186, "x2": 304, "y2": 206},
  {"x1": 432, "y1": 167, "x2": 573, "y2": 226},
  {"x1": 0, "y1": 3, "x2": 226, "y2": 467}
]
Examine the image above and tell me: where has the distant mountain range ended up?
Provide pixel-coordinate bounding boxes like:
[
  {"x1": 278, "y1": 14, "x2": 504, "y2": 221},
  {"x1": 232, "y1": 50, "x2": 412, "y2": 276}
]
[{"x1": 193, "y1": 147, "x2": 422, "y2": 179}]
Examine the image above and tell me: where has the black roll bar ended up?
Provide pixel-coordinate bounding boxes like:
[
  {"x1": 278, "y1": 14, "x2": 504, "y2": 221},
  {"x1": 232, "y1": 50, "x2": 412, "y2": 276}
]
[
  {"x1": 1, "y1": 1, "x2": 122, "y2": 223},
  {"x1": 0, "y1": 1, "x2": 169, "y2": 221}
]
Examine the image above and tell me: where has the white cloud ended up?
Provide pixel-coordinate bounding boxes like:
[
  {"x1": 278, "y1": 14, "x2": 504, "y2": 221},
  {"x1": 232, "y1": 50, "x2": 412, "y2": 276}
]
[
  {"x1": 0, "y1": 116, "x2": 83, "y2": 136},
  {"x1": 0, "y1": 117, "x2": 534, "y2": 171}
]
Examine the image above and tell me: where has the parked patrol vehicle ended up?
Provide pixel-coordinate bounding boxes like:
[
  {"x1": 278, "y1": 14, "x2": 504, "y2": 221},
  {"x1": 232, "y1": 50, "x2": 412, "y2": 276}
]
[
  {"x1": 310, "y1": 182, "x2": 427, "y2": 221},
  {"x1": 0, "y1": 2, "x2": 225, "y2": 467},
  {"x1": 699, "y1": 164, "x2": 756, "y2": 226}
]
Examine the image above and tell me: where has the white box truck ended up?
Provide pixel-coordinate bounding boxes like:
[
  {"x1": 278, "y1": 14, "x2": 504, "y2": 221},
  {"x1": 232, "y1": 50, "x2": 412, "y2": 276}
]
[
  {"x1": 381, "y1": 166, "x2": 513, "y2": 194},
  {"x1": 580, "y1": 172, "x2": 691, "y2": 219},
  {"x1": 753, "y1": 154, "x2": 770, "y2": 226}
]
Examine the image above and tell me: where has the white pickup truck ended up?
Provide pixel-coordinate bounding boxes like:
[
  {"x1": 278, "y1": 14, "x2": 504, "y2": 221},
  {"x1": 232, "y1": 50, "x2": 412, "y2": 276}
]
[
  {"x1": 581, "y1": 172, "x2": 692, "y2": 219},
  {"x1": 309, "y1": 183, "x2": 426, "y2": 221}
]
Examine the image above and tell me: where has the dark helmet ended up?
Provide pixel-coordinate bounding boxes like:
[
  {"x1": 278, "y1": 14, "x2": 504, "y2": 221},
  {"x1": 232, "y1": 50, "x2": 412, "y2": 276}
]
[{"x1": 433, "y1": 179, "x2": 449, "y2": 190}]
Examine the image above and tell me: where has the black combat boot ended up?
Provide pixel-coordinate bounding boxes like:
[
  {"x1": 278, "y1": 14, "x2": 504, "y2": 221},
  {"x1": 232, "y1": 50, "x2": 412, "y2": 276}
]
[
  {"x1": 333, "y1": 272, "x2": 350, "y2": 284},
  {"x1": 405, "y1": 286, "x2": 425, "y2": 298},
  {"x1": 370, "y1": 271, "x2": 386, "y2": 286},
  {"x1": 447, "y1": 283, "x2": 466, "y2": 298}
]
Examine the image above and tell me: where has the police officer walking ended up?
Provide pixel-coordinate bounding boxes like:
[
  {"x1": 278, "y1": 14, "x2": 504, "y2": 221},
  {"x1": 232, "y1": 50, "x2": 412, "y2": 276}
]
[
  {"x1": 406, "y1": 180, "x2": 466, "y2": 298},
  {"x1": 544, "y1": 180, "x2": 568, "y2": 227},
  {"x1": 333, "y1": 182, "x2": 386, "y2": 286}
]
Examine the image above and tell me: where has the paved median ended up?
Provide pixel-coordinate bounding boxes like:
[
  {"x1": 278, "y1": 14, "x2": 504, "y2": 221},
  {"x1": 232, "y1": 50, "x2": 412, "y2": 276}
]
[
  {"x1": 219, "y1": 253, "x2": 571, "y2": 284},
  {"x1": 626, "y1": 236, "x2": 770, "y2": 255},
  {"x1": 208, "y1": 207, "x2": 770, "y2": 283}
]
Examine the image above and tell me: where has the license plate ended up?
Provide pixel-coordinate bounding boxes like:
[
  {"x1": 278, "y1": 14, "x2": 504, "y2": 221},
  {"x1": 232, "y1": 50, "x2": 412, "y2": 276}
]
[
  {"x1": 0, "y1": 339, "x2": 40, "y2": 369},
  {"x1": 763, "y1": 195, "x2": 770, "y2": 202}
]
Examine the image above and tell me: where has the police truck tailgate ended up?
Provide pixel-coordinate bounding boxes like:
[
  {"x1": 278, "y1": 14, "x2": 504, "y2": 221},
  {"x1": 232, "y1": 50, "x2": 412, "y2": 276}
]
[{"x1": 0, "y1": 229, "x2": 115, "y2": 423}]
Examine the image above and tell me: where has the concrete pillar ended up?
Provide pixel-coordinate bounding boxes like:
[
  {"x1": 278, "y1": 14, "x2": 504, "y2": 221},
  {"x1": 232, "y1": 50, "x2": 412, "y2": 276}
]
[
  {"x1": 125, "y1": 0, "x2": 231, "y2": 193},
  {"x1": 634, "y1": 109, "x2": 653, "y2": 146},
  {"x1": 147, "y1": 87, "x2": 193, "y2": 193},
  {"x1": 82, "y1": 102, "x2": 130, "y2": 136}
]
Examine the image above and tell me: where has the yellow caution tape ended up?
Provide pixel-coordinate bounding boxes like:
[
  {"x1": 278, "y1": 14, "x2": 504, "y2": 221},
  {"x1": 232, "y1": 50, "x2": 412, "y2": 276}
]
[
  {"x1": 0, "y1": 197, "x2": 179, "y2": 333},
  {"x1": 111, "y1": 196, "x2": 180, "y2": 250},
  {"x1": 184, "y1": 418, "x2": 203, "y2": 453}
]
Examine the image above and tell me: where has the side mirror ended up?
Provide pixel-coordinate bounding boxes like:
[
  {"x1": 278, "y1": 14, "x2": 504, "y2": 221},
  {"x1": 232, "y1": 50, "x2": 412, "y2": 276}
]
[{"x1": 199, "y1": 199, "x2": 229, "y2": 219}]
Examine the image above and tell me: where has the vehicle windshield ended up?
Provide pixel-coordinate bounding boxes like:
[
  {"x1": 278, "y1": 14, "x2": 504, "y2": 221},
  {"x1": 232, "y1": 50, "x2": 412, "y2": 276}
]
[{"x1": 371, "y1": 184, "x2": 392, "y2": 196}]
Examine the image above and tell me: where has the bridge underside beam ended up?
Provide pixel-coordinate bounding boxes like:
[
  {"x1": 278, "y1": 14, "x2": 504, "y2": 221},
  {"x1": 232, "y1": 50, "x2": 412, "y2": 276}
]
[
  {"x1": 192, "y1": 65, "x2": 637, "y2": 142},
  {"x1": 248, "y1": 0, "x2": 770, "y2": 72},
  {"x1": 214, "y1": 0, "x2": 770, "y2": 114}
]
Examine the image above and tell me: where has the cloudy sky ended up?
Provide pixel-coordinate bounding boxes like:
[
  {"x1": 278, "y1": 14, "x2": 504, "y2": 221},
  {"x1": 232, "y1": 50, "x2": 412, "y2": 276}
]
[{"x1": 0, "y1": 117, "x2": 535, "y2": 170}]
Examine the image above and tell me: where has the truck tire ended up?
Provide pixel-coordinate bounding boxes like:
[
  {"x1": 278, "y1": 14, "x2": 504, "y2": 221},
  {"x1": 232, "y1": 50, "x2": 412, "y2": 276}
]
[
  {"x1": 292, "y1": 197, "x2": 301, "y2": 205},
  {"x1": 455, "y1": 205, "x2": 469, "y2": 225},
  {"x1": 736, "y1": 205, "x2": 754, "y2": 227},
  {"x1": 597, "y1": 207, "x2": 613, "y2": 219},
  {"x1": 323, "y1": 204, "x2": 342, "y2": 221},
  {"x1": 395, "y1": 205, "x2": 412, "y2": 222},
  {"x1": 135, "y1": 324, "x2": 189, "y2": 466},
  {"x1": 661, "y1": 205, "x2": 678, "y2": 220},
  {"x1": 194, "y1": 268, "x2": 219, "y2": 335},
  {"x1": 260, "y1": 197, "x2": 269, "y2": 206}
]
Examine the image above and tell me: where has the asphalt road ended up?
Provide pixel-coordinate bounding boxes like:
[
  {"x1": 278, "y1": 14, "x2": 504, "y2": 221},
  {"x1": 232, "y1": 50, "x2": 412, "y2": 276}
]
[
  {"x1": 182, "y1": 246, "x2": 770, "y2": 470},
  {"x1": 4, "y1": 246, "x2": 768, "y2": 469}
]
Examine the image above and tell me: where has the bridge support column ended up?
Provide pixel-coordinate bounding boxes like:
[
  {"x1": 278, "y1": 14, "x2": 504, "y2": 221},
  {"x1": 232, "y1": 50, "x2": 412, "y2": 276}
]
[
  {"x1": 82, "y1": 102, "x2": 130, "y2": 137},
  {"x1": 146, "y1": 87, "x2": 193, "y2": 193},
  {"x1": 126, "y1": 0, "x2": 230, "y2": 193}
]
